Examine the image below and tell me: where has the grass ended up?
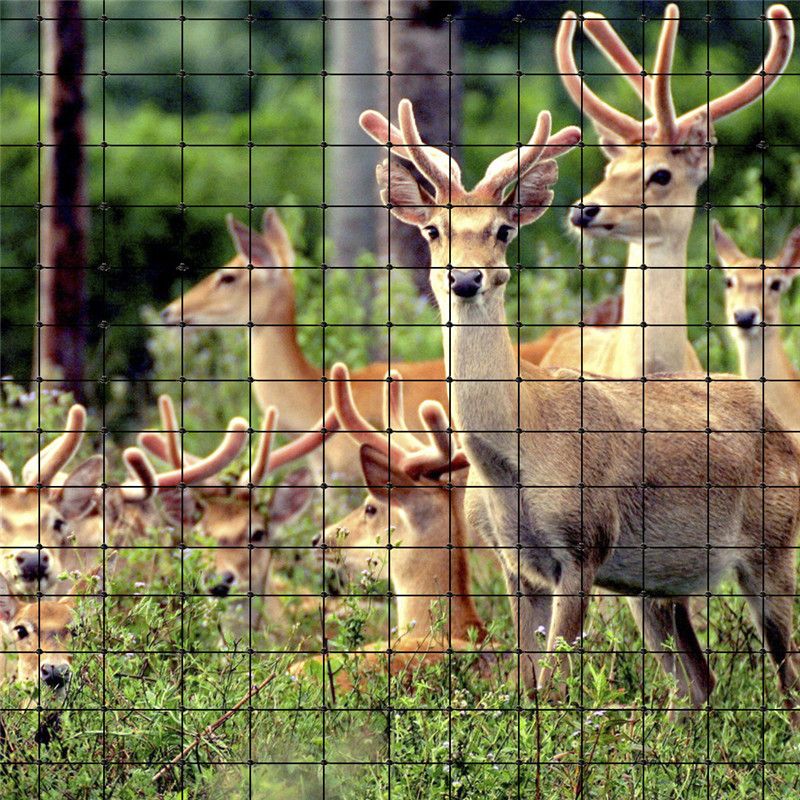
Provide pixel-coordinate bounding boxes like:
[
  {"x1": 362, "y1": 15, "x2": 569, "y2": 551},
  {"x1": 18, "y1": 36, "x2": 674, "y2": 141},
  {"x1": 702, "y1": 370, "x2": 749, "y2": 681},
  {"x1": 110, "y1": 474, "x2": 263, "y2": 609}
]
[{"x1": 2, "y1": 385, "x2": 800, "y2": 798}]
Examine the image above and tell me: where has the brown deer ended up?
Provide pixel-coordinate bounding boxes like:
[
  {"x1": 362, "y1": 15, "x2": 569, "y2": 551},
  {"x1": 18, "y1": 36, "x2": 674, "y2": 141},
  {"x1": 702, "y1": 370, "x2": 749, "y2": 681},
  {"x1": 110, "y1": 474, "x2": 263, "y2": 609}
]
[
  {"x1": 294, "y1": 362, "x2": 494, "y2": 689},
  {"x1": 160, "y1": 211, "x2": 578, "y2": 480},
  {"x1": 361, "y1": 98, "x2": 800, "y2": 723},
  {"x1": 717, "y1": 220, "x2": 800, "y2": 436},
  {"x1": 137, "y1": 395, "x2": 336, "y2": 629},
  {"x1": 541, "y1": 3, "x2": 794, "y2": 377}
]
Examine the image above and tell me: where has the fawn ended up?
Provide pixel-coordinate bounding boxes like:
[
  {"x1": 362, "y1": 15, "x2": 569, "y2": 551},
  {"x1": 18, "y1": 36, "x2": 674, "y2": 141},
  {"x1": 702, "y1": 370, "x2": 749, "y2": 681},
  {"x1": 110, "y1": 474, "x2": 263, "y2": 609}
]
[
  {"x1": 717, "y1": 220, "x2": 800, "y2": 436},
  {"x1": 542, "y1": 3, "x2": 794, "y2": 377},
  {"x1": 361, "y1": 97, "x2": 800, "y2": 723}
]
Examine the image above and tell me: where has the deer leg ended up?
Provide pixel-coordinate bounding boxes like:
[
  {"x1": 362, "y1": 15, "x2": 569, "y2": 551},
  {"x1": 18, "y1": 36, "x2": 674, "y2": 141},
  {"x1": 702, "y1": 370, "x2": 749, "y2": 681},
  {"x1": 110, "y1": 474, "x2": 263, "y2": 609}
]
[
  {"x1": 672, "y1": 600, "x2": 716, "y2": 707},
  {"x1": 503, "y1": 569, "x2": 552, "y2": 693},
  {"x1": 736, "y1": 563, "x2": 800, "y2": 726}
]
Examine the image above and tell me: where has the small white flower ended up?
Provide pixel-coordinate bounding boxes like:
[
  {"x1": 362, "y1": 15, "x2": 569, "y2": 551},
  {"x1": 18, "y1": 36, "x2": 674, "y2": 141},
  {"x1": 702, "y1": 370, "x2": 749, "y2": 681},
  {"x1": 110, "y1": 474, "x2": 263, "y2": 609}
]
[{"x1": 535, "y1": 625, "x2": 546, "y2": 636}]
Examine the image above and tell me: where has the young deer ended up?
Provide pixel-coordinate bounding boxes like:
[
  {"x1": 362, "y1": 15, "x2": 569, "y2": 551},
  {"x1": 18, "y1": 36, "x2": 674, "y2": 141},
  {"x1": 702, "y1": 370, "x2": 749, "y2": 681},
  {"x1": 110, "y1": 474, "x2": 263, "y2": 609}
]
[
  {"x1": 295, "y1": 362, "x2": 491, "y2": 689},
  {"x1": 542, "y1": 3, "x2": 794, "y2": 377},
  {"x1": 160, "y1": 211, "x2": 570, "y2": 480},
  {"x1": 717, "y1": 221, "x2": 800, "y2": 436},
  {"x1": 362, "y1": 98, "x2": 800, "y2": 722},
  {"x1": 138, "y1": 395, "x2": 335, "y2": 629},
  {"x1": 0, "y1": 404, "x2": 88, "y2": 594}
]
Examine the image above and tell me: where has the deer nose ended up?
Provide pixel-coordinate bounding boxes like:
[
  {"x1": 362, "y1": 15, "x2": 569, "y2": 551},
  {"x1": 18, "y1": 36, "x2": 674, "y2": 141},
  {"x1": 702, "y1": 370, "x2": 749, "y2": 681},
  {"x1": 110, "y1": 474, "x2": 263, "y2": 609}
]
[
  {"x1": 16, "y1": 550, "x2": 50, "y2": 581},
  {"x1": 209, "y1": 571, "x2": 236, "y2": 597},
  {"x1": 571, "y1": 204, "x2": 602, "y2": 228},
  {"x1": 449, "y1": 269, "x2": 483, "y2": 298},
  {"x1": 41, "y1": 663, "x2": 70, "y2": 690},
  {"x1": 734, "y1": 309, "x2": 758, "y2": 329}
]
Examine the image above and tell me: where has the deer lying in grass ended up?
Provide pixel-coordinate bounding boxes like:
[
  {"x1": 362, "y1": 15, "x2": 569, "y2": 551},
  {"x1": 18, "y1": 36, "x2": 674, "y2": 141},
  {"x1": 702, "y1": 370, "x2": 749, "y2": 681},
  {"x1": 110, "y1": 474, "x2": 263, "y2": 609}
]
[
  {"x1": 138, "y1": 395, "x2": 335, "y2": 629},
  {"x1": 542, "y1": 3, "x2": 794, "y2": 377},
  {"x1": 717, "y1": 221, "x2": 800, "y2": 437},
  {"x1": 161, "y1": 211, "x2": 592, "y2": 480},
  {"x1": 293, "y1": 363, "x2": 494, "y2": 690},
  {"x1": 361, "y1": 98, "x2": 800, "y2": 723}
]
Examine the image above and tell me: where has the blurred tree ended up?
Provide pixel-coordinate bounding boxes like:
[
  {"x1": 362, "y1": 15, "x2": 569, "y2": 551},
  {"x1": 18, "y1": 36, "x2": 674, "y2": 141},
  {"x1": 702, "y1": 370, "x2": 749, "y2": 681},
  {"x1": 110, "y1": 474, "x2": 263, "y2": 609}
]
[
  {"x1": 375, "y1": 0, "x2": 462, "y2": 296},
  {"x1": 36, "y1": 0, "x2": 88, "y2": 397}
]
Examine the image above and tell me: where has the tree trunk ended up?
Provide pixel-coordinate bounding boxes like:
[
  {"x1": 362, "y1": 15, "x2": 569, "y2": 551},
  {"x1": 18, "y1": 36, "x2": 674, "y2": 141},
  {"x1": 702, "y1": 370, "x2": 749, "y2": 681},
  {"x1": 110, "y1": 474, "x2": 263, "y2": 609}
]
[
  {"x1": 375, "y1": 0, "x2": 461, "y2": 298},
  {"x1": 37, "y1": 0, "x2": 87, "y2": 397}
]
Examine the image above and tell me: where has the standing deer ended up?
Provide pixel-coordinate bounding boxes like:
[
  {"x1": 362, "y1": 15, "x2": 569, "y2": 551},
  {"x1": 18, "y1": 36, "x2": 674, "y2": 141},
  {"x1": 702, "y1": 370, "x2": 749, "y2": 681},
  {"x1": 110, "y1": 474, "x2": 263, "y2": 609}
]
[
  {"x1": 717, "y1": 220, "x2": 800, "y2": 436},
  {"x1": 160, "y1": 211, "x2": 584, "y2": 480},
  {"x1": 295, "y1": 363, "x2": 491, "y2": 689},
  {"x1": 138, "y1": 395, "x2": 335, "y2": 629},
  {"x1": 360, "y1": 98, "x2": 800, "y2": 723},
  {"x1": 541, "y1": 3, "x2": 794, "y2": 377}
]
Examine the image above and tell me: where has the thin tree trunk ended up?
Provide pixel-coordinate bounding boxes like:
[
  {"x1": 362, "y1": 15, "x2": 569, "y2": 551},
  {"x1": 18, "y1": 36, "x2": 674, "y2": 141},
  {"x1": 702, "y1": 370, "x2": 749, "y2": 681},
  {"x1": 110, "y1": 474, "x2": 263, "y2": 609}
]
[
  {"x1": 37, "y1": 0, "x2": 87, "y2": 397},
  {"x1": 375, "y1": 0, "x2": 461, "y2": 298}
]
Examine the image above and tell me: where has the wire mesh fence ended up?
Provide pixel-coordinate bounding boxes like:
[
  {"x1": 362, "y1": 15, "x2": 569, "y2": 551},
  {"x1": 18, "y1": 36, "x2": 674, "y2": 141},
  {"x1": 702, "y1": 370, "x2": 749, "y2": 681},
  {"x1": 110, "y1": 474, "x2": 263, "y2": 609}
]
[{"x1": 1, "y1": 1, "x2": 799, "y2": 798}]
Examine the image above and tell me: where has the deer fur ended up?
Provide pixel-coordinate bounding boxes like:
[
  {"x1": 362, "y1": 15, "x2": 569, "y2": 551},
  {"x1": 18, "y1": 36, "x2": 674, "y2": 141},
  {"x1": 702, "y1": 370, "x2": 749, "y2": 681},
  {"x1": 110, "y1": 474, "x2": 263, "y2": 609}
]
[
  {"x1": 362, "y1": 98, "x2": 800, "y2": 723},
  {"x1": 542, "y1": 4, "x2": 794, "y2": 377}
]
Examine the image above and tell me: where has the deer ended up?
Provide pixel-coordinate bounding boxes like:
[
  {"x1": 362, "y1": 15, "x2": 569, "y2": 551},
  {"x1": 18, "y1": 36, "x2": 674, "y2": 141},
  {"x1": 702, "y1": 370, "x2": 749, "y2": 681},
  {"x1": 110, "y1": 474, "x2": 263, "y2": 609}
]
[
  {"x1": 717, "y1": 220, "x2": 800, "y2": 437},
  {"x1": 293, "y1": 362, "x2": 497, "y2": 690},
  {"x1": 160, "y1": 210, "x2": 596, "y2": 481},
  {"x1": 137, "y1": 395, "x2": 336, "y2": 630},
  {"x1": 541, "y1": 3, "x2": 794, "y2": 378},
  {"x1": 360, "y1": 97, "x2": 800, "y2": 724}
]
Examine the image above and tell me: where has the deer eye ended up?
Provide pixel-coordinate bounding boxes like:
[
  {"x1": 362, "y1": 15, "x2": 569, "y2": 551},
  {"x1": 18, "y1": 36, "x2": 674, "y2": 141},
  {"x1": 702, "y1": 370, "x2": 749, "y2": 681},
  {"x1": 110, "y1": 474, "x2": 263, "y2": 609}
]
[
  {"x1": 53, "y1": 517, "x2": 66, "y2": 533},
  {"x1": 724, "y1": 276, "x2": 735, "y2": 289},
  {"x1": 13, "y1": 625, "x2": 29, "y2": 640},
  {"x1": 218, "y1": 272, "x2": 237, "y2": 285},
  {"x1": 364, "y1": 504, "x2": 378, "y2": 518},
  {"x1": 496, "y1": 225, "x2": 513, "y2": 243},
  {"x1": 769, "y1": 278, "x2": 783, "y2": 292},
  {"x1": 423, "y1": 226, "x2": 440, "y2": 241},
  {"x1": 250, "y1": 528, "x2": 268, "y2": 543},
  {"x1": 648, "y1": 169, "x2": 672, "y2": 186}
]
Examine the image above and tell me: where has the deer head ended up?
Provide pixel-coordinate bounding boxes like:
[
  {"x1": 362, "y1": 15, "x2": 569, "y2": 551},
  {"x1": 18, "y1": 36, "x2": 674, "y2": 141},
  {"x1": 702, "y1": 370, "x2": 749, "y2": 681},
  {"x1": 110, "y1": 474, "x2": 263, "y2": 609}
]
[
  {"x1": 360, "y1": 98, "x2": 580, "y2": 307},
  {"x1": 716, "y1": 221, "x2": 800, "y2": 334},
  {"x1": 138, "y1": 395, "x2": 335, "y2": 602},
  {"x1": 0, "y1": 404, "x2": 88, "y2": 594},
  {"x1": 557, "y1": 4, "x2": 794, "y2": 242},
  {"x1": 316, "y1": 363, "x2": 469, "y2": 592},
  {"x1": 161, "y1": 209, "x2": 296, "y2": 326}
]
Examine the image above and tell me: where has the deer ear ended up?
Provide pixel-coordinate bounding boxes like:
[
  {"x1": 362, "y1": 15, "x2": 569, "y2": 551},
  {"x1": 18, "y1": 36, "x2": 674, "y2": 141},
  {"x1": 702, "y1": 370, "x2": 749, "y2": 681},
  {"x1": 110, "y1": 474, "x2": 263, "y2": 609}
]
[
  {"x1": 226, "y1": 214, "x2": 276, "y2": 268},
  {"x1": 673, "y1": 112, "x2": 715, "y2": 178},
  {"x1": 159, "y1": 487, "x2": 201, "y2": 528},
  {"x1": 713, "y1": 220, "x2": 747, "y2": 268},
  {"x1": 376, "y1": 159, "x2": 435, "y2": 226},
  {"x1": 503, "y1": 159, "x2": 558, "y2": 226},
  {"x1": 0, "y1": 574, "x2": 17, "y2": 622},
  {"x1": 59, "y1": 455, "x2": 103, "y2": 521},
  {"x1": 778, "y1": 225, "x2": 800, "y2": 277},
  {"x1": 262, "y1": 209, "x2": 296, "y2": 269},
  {"x1": 270, "y1": 467, "x2": 314, "y2": 525},
  {"x1": 358, "y1": 444, "x2": 411, "y2": 503},
  {"x1": 595, "y1": 123, "x2": 628, "y2": 159}
]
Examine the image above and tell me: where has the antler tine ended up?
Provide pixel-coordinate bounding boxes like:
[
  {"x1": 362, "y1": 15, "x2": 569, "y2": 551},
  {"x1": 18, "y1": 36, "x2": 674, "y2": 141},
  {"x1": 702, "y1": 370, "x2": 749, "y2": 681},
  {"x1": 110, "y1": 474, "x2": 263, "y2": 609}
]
[
  {"x1": 157, "y1": 394, "x2": 183, "y2": 468},
  {"x1": 360, "y1": 107, "x2": 463, "y2": 192},
  {"x1": 330, "y1": 362, "x2": 409, "y2": 465},
  {"x1": 236, "y1": 407, "x2": 277, "y2": 492},
  {"x1": 652, "y1": 4, "x2": 680, "y2": 143},
  {"x1": 136, "y1": 431, "x2": 170, "y2": 463},
  {"x1": 267, "y1": 407, "x2": 340, "y2": 472},
  {"x1": 583, "y1": 12, "x2": 653, "y2": 106},
  {"x1": 555, "y1": 11, "x2": 642, "y2": 142},
  {"x1": 400, "y1": 400, "x2": 470, "y2": 481},
  {"x1": 22, "y1": 404, "x2": 87, "y2": 488},
  {"x1": 675, "y1": 4, "x2": 794, "y2": 135},
  {"x1": 120, "y1": 447, "x2": 159, "y2": 503},
  {"x1": 397, "y1": 99, "x2": 459, "y2": 200},
  {"x1": 155, "y1": 418, "x2": 249, "y2": 489}
]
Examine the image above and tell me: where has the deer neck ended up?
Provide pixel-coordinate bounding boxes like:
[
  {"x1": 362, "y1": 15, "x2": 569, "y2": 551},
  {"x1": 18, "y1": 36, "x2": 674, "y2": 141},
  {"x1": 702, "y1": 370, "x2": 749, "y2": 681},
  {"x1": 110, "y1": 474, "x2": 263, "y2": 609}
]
[
  {"x1": 736, "y1": 326, "x2": 797, "y2": 381},
  {"x1": 393, "y1": 494, "x2": 486, "y2": 643},
  {"x1": 616, "y1": 228, "x2": 691, "y2": 375},
  {"x1": 250, "y1": 291, "x2": 319, "y2": 429}
]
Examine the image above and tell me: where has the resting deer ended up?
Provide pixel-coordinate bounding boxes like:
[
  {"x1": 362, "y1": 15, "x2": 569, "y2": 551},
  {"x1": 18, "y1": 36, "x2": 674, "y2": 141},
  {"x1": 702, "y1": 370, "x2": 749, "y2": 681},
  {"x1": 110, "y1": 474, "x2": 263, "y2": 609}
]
[
  {"x1": 717, "y1": 220, "x2": 800, "y2": 436},
  {"x1": 294, "y1": 363, "x2": 493, "y2": 689},
  {"x1": 541, "y1": 3, "x2": 794, "y2": 377},
  {"x1": 138, "y1": 395, "x2": 335, "y2": 629},
  {"x1": 361, "y1": 98, "x2": 800, "y2": 723},
  {"x1": 160, "y1": 211, "x2": 584, "y2": 480}
]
